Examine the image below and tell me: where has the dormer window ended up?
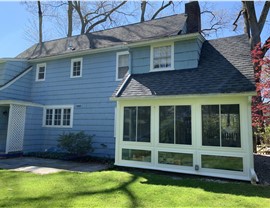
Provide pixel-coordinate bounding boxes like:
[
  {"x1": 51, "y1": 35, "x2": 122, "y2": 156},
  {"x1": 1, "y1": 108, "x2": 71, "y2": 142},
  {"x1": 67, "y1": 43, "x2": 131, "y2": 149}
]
[
  {"x1": 151, "y1": 43, "x2": 174, "y2": 71},
  {"x1": 71, "y1": 58, "x2": 82, "y2": 78},
  {"x1": 116, "y1": 51, "x2": 129, "y2": 81},
  {"x1": 36, "y1": 63, "x2": 46, "y2": 81}
]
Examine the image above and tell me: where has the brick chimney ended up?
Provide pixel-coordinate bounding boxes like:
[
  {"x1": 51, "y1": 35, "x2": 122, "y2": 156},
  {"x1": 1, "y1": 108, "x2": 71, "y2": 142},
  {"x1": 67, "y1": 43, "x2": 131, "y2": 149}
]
[{"x1": 185, "y1": 1, "x2": 201, "y2": 33}]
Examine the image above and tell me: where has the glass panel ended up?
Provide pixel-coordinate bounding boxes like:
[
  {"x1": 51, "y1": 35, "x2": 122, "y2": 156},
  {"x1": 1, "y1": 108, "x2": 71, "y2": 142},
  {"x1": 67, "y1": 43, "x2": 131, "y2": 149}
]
[
  {"x1": 137, "y1": 107, "x2": 151, "y2": 142},
  {"x1": 159, "y1": 106, "x2": 174, "y2": 144},
  {"x1": 123, "y1": 107, "x2": 136, "y2": 141},
  {"x1": 119, "y1": 54, "x2": 129, "y2": 67},
  {"x1": 122, "y1": 149, "x2": 151, "y2": 162},
  {"x1": 54, "y1": 109, "x2": 62, "y2": 126},
  {"x1": 45, "y1": 109, "x2": 53, "y2": 126},
  {"x1": 175, "y1": 106, "x2": 192, "y2": 145},
  {"x1": 118, "y1": 66, "x2": 129, "y2": 79},
  {"x1": 63, "y1": 108, "x2": 71, "y2": 126},
  {"x1": 38, "y1": 66, "x2": 45, "y2": 80},
  {"x1": 201, "y1": 155, "x2": 243, "y2": 171},
  {"x1": 153, "y1": 46, "x2": 171, "y2": 69},
  {"x1": 73, "y1": 61, "x2": 81, "y2": 76},
  {"x1": 202, "y1": 105, "x2": 220, "y2": 146},
  {"x1": 221, "y1": 105, "x2": 241, "y2": 147},
  {"x1": 158, "y1": 152, "x2": 193, "y2": 166}
]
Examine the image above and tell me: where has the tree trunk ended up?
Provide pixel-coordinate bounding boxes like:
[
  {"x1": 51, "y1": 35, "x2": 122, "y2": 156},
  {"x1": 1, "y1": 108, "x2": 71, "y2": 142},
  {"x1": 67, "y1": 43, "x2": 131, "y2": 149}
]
[
  {"x1": 67, "y1": 1, "x2": 73, "y2": 37},
  {"x1": 37, "y1": 1, "x2": 42, "y2": 45}
]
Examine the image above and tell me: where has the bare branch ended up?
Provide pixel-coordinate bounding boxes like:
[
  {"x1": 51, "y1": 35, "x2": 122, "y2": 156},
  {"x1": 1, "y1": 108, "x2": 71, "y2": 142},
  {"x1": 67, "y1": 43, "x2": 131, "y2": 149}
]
[
  {"x1": 140, "y1": 1, "x2": 147, "y2": 22},
  {"x1": 258, "y1": 1, "x2": 270, "y2": 33},
  {"x1": 232, "y1": 9, "x2": 243, "y2": 31},
  {"x1": 151, "y1": 1, "x2": 173, "y2": 20}
]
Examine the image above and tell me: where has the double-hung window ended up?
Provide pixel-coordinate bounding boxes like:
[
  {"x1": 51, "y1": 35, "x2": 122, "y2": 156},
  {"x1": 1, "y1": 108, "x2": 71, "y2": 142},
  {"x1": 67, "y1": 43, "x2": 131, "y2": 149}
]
[
  {"x1": 36, "y1": 63, "x2": 46, "y2": 81},
  {"x1": 151, "y1": 43, "x2": 174, "y2": 71},
  {"x1": 71, "y1": 58, "x2": 82, "y2": 78},
  {"x1": 116, "y1": 51, "x2": 129, "y2": 80},
  {"x1": 44, "y1": 106, "x2": 73, "y2": 128}
]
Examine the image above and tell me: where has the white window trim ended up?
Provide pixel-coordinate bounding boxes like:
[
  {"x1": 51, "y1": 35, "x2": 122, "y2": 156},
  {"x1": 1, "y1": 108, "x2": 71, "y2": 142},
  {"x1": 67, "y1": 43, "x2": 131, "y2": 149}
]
[
  {"x1": 70, "y1": 58, "x2": 83, "y2": 78},
  {"x1": 43, "y1": 105, "x2": 74, "y2": 128},
  {"x1": 150, "y1": 42, "x2": 174, "y2": 72},
  {"x1": 116, "y1": 51, "x2": 129, "y2": 81},
  {"x1": 36, "y1": 63, "x2": 46, "y2": 81}
]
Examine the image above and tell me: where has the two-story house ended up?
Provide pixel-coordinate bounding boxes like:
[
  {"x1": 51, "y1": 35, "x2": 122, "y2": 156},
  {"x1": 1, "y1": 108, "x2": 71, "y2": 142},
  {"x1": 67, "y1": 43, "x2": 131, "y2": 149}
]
[{"x1": 0, "y1": 2, "x2": 257, "y2": 181}]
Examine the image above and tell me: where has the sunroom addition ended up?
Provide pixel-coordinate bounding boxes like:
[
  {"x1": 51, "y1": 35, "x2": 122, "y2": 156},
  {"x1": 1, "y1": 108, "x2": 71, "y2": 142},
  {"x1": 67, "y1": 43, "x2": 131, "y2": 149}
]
[{"x1": 115, "y1": 96, "x2": 256, "y2": 181}]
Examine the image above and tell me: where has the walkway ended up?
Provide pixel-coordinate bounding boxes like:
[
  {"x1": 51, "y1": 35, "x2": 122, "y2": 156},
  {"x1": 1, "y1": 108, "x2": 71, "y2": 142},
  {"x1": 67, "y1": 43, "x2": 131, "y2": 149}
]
[{"x1": 0, "y1": 157, "x2": 108, "y2": 174}]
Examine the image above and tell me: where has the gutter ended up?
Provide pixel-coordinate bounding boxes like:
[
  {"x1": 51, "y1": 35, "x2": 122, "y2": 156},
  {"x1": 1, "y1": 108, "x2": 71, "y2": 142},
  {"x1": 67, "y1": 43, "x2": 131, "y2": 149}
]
[
  {"x1": 110, "y1": 91, "x2": 256, "y2": 101},
  {"x1": 0, "y1": 58, "x2": 28, "y2": 63},
  {"x1": 28, "y1": 33, "x2": 204, "y2": 63}
]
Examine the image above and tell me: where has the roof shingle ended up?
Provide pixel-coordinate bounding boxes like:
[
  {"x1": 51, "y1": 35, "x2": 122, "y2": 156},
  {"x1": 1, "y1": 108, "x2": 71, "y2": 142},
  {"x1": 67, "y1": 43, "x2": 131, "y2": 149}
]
[{"x1": 114, "y1": 34, "x2": 255, "y2": 97}]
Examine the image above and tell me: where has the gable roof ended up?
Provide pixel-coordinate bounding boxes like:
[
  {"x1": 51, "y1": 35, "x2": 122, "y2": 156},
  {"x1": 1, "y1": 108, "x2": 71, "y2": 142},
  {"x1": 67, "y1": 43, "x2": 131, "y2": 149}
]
[
  {"x1": 16, "y1": 14, "x2": 187, "y2": 60},
  {"x1": 113, "y1": 34, "x2": 255, "y2": 98}
]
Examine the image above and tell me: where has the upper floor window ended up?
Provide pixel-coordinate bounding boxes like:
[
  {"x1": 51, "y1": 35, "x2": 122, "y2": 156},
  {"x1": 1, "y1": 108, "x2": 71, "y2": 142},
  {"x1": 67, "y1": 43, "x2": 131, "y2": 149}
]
[
  {"x1": 36, "y1": 63, "x2": 46, "y2": 81},
  {"x1": 151, "y1": 43, "x2": 174, "y2": 71},
  {"x1": 43, "y1": 105, "x2": 73, "y2": 128},
  {"x1": 71, "y1": 58, "x2": 82, "y2": 78},
  {"x1": 116, "y1": 51, "x2": 129, "y2": 80}
]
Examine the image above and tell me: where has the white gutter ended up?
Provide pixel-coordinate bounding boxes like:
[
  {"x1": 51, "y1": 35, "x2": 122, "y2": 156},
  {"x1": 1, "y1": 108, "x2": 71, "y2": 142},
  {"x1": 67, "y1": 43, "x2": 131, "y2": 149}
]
[
  {"x1": 0, "y1": 67, "x2": 33, "y2": 91},
  {"x1": 29, "y1": 33, "x2": 204, "y2": 63},
  {"x1": 115, "y1": 74, "x2": 131, "y2": 97},
  {"x1": 0, "y1": 100, "x2": 44, "y2": 108},
  {"x1": 110, "y1": 91, "x2": 256, "y2": 101}
]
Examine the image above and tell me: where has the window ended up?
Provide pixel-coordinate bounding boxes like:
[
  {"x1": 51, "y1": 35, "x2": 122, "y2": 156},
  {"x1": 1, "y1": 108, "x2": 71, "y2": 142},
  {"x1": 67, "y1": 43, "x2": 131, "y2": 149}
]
[
  {"x1": 159, "y1": 106, "x2": 191, "y2": 145},
  {"x1": 116, "y1": 51, "x2": 129, "y2": 80},
  {"x1": 123, "y1": 106, "x2": 151, "y2": 142},
  {"x1": 202, "y1": 104, "x2": 241, "y2": 147},
  {"x1": 43, "y1": 106, "x2": 73, "y2": 128},
  {"x1": 71, "y1": 58, "x2": 82, "y2": 78},
  {"x1": 151, "y1": 44, "x2": 174, "y2": 71},
  {"x1": 36, "y1": 63, "x2": 46, "y2": 81}
]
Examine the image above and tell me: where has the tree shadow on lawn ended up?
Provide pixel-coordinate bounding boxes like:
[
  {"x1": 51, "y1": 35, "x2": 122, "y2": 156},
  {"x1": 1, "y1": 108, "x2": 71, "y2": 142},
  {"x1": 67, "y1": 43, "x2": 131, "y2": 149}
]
[{"x1": 134, "y1": 170, "x2": 270, "y2": 199}]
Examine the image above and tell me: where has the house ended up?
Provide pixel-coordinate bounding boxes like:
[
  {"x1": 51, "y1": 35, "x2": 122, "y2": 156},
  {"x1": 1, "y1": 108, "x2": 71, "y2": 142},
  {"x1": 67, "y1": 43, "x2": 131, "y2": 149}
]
[{"x1": 0, "y1": 2, "x2": 257, "y2": 181}]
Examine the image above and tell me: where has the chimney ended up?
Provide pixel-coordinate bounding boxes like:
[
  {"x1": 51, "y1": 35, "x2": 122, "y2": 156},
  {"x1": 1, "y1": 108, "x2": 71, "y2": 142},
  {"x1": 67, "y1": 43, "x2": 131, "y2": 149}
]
[{"x1": 185, "y1": 1, "x2": 201, "y2": 33}]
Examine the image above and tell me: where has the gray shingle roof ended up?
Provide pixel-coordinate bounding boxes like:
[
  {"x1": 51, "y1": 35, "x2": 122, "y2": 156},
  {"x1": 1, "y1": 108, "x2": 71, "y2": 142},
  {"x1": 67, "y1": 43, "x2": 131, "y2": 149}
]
[
  {"x1": 113, "y1": 34, "x2": 255, "y2": 97},
  {"x1": 16, "y1": 14, "x2": 187, "y2": 59}
]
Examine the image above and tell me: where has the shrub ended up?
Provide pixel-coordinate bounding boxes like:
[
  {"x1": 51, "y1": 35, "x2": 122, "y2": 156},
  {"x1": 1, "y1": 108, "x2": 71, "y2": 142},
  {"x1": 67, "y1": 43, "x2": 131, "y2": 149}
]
[{"x1": 58, "y1": 131, "x2": 94, "y2": 156}]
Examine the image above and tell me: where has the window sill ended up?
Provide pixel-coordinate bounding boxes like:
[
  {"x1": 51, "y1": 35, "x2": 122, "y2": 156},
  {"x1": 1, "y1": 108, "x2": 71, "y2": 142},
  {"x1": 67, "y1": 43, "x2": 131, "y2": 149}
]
[{"x1": 150, "y1": 67, "x2": 174, "y2": 72}]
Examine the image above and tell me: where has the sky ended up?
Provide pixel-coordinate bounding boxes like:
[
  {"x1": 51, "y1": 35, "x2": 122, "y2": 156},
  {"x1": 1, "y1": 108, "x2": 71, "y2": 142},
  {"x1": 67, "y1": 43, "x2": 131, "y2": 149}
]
[{"x1": 0, "y1": 1, "x2": 269, "y2": 58}]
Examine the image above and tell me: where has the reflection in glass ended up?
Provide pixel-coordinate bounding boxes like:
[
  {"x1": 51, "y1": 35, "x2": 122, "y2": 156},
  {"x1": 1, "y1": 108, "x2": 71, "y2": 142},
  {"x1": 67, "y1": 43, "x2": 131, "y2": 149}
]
[
  {"x1": 202, "y1": 155, "x2": 243, "y2": 171},
  {"x1": 176, "y1": 106, "x2": 191, "y2": 145},
  {"x1": 159, "y1": 106, "x2": 174, "y2": 143},
  {"x1": 158, "y1": 152, "x2": 193, "y2": 166},
  {"x1": 123, "y1": 107, "x2": 136, "y2": 141},
  {"x1": 202, "y1": 105, "x2": 220, "y2": 146},
  {"x1": 122, "y1": 149, "x2": 151, "y2": 162}
]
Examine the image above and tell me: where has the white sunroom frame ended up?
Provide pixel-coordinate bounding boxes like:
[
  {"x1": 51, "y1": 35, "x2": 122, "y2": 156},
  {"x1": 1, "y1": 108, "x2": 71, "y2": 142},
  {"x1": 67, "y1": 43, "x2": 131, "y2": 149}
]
[{"x1": 113, "y1": 93, "x2": 257, "y2": 182}]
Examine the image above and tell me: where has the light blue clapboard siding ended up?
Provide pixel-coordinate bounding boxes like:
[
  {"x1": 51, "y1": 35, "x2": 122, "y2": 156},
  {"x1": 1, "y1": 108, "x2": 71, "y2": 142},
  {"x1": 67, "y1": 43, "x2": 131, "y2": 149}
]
[
  {"x1": 0, "y1": 69, "x2": 33, "y2": 101},
  {"x1": 0, "y1": 63, "x2": 6, "y2": 86},
  {"x1": 23, "y1": 107, "x2": 44, "y2": 152},
  {"x1": 30, "y1": 51, "x2": 119, "y2": 157},
  {"x1": 131, "y1": 46, "x2": 150, "y2": 74}
]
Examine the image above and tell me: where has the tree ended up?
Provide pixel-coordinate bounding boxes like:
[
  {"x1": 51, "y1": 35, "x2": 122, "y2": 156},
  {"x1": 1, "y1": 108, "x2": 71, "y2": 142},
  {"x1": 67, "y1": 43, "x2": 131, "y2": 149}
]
[{"x1": 37, "y1": 1, "x2": 43, "y2": 44}]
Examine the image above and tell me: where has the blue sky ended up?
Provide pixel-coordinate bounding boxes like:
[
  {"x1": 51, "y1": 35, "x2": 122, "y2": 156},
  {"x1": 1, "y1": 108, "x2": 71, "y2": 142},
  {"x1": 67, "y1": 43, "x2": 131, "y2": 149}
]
[{"x1": 0, "y1": 1, "x2": 269, "y2": 58}]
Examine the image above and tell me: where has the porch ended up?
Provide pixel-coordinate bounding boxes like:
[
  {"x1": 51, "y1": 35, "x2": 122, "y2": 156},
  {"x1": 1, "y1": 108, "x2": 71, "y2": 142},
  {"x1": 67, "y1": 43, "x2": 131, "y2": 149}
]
[{"x1": 0, "y1": 100, "x2": 43, "y2": 155}]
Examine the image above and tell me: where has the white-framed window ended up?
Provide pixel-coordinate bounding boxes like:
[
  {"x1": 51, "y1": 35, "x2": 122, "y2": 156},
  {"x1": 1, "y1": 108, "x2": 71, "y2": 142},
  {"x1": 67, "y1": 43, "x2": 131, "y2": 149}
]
[
  {"x1": 150, "y1": 43, "x2": 174, "y2": 71},
  {"x1": 43, "y1": 105, "x2": 74, "y2": 128},
  {"x1": 70, "y1": 58, "x2": 83, "y2": 78},
  {"x1": 116, "y1": 51, "x2": 129, "y2": 81},
  {"x1": 36, "y1": 63, "x2": 46, "y2": 81}
]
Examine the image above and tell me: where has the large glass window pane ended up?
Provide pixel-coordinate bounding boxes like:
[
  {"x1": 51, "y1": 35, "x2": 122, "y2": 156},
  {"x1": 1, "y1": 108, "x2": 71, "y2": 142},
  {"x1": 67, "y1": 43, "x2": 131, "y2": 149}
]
[
  {"x1": 153, "y1": 45, "x2": 171, "y2": 69},
  {"x1": 54, "y1": 109, "x2": 62, "y2": 126},
  {"x1": 63, "y1": 108, "x2": 71, "y2": 126},
  {"x1": 158, "y1": 152, "x2": 193, "y2": 166},
  {"x1": 202, "y1": 105, "x2": 220, "y2": 146},
  {"x1": 137, "y1": 107, "x2": 151, "y2": 142},
  {"x1": 123, "y1": 107, "x2": 136, "y2": 141},
  {"x1": 122, "y1": 149, "x2": 151, "y2": 162},
  {"x1": 176, "y1": 106, "x2": 192, "y2": 145},
  {"x1": 201, "y1": 155, "x2": 243, "y2": 171},
  {"x1": 159, "y1": 106, "x2": 174, "y2": 143},
  {"x1": 221, "y1": 105, "x2": 241, "y2": 147},
  {"x1": 118, "y1": 54, "x2": 129, "y2": 79}
]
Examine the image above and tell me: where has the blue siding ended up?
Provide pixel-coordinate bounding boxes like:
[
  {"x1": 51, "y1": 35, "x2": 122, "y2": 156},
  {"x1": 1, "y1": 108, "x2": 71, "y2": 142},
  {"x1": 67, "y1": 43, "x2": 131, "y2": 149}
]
[
  {"x1": 24, "y1": 107, "x2": 44, "y2": 152},
  {"x1": 0, "y1": 63, "x2": 6, "y2": 85},
  {"x1": 0, "y1": 69, "x2": 33, "y2": 102},
  {"x1": 30, "y1": 51, "x2": 119, "y2": 157},
  {"x1": 131, "y1": 46, "x2": 150, "y2": 74}
]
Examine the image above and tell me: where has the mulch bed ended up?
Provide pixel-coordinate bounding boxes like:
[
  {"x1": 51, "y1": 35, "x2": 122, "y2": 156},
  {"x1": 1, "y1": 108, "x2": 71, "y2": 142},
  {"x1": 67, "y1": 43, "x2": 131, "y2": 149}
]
[{"x1": 254, "y1": 154, "x2": 270, "y2": 185}]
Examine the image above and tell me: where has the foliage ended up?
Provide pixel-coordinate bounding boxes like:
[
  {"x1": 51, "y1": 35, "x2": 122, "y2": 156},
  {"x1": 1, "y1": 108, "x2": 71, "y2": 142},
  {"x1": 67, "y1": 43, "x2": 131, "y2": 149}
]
[
  {"x1": 251, "y1": 40, "x2": 270, "y2": 131},
  {"x1": 58, "y1": 131, "x2": 94, "y2": 156},
  {"x1": 0, "y1": 170, "x2": 269, "y2": 207}
]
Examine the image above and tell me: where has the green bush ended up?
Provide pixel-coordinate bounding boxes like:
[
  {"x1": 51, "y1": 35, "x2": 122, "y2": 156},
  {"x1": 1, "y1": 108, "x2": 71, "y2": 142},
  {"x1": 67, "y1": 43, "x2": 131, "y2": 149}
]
[{"x1": 58, "y1": 131, "x2": 94, "y2": 156}]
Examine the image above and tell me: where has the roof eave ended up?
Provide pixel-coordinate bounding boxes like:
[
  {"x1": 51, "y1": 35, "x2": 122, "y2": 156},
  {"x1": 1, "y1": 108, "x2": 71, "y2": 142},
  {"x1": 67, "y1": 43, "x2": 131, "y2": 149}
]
[
  {"x1": 28, "y1": 32, "x2": 204, "y2": 63},
  {"x1": 110, "y1": 91, "x2": 256, "y2": 101}
]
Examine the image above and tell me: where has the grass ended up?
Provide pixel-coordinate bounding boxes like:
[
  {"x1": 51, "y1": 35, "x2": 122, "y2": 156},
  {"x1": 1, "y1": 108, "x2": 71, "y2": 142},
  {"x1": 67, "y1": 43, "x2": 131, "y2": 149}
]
[{"x1": 0, "y1": 169, "x2": 269, "y2": 208}]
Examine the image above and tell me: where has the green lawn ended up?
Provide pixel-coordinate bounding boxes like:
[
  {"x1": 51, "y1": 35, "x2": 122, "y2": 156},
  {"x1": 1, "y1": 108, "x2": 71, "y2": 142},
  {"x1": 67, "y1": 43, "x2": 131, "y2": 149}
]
[{"x1": 0, "y1": 169, "x2": 269, "y2": 208}]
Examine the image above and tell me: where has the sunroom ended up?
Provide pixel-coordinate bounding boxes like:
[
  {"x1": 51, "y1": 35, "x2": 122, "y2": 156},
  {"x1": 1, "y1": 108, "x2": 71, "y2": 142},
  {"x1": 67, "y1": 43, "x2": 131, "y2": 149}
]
[{"x1": 114, "y1": 95, "x2": 256, "y2": 181}]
